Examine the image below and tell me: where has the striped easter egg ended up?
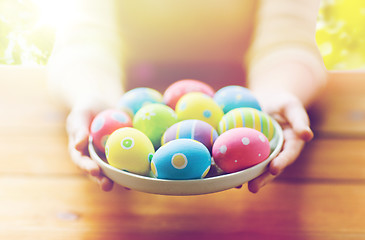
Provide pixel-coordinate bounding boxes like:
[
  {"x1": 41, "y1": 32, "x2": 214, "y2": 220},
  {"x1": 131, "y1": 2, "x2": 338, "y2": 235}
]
[
  {"x1": 161, "y1": 119, "x2": 218, "y2": 152},
  {"x1": 218, "y1": 107, "x2": 275, "y2": 141}
]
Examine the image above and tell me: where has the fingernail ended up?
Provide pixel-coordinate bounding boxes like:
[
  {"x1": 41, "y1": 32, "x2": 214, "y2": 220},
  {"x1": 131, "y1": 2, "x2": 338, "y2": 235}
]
[
  {"x1": 248, "y1": 181, "x2": 262, "y2": 194},
  {"x1": 269, "y1": 160, "x2": 282, "y2": 176},
  {"x1": 270, "y1": 167, "x2": 280, "y2": 176},
  {"x1": 271, "y1": 164, "x2": 283, "y2": 176},
  {"x1": 101, "y1": 178, "x2": 114, "y2": 192},
  {"x1": 297, "y1": 126, "x2": 313, "y2": 141},
  {"x1": 89, "y1": 167, "x2": 100, "y2": 177},
  {"x1": 304, "y1": 127, "x2": 314, "y2": 141}
]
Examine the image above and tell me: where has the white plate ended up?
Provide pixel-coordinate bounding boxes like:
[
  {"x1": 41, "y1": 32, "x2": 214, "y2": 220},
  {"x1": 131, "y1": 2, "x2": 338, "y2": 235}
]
[{"x1": 89, "y1": 120, "x2": 283, "y2": 196}]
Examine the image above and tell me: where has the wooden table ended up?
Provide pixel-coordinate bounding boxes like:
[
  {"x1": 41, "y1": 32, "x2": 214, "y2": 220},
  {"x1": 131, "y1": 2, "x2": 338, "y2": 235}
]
[{"x1": 1, "y1": 66, "x2": 365, "y2": 240}]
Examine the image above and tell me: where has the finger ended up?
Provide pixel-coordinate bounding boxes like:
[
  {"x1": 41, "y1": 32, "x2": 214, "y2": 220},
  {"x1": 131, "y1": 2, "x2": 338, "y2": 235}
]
[
  {"x1": 283, "y1": 101, "x2": 313, "y2": 142},
  {"x1": 68, "y1": 143, "x2": 101, "y2": 176},
  {"x1": 66, "y1": 108, "x2": 96, "y2": 157},
  {"x1": 269, "y1": 129, "x2": 305, "y2": 175},
  {"x1": 66, "y1": 111, "x2": 90, "y2": 138},
  {"x1": 65, "y1": 104, "x2": 115, "y2": 192},
  {"x1": 88, "y1": 174, "x2": 114, "y2": 192},
  {"x1": 100, "y1": 177, "x2": 114, "y2": 192},
  {"x1": 247, "y1": 171, "x2": 276, "y2": 193},
  {"x1": 73, "y1": 150, "x2": 114, "y2": 192},
  {"x1": 270, "y1": 113, "x2": 287, "y2": 125},
  {"x1": 67, "y1": 112, "x2": 93, "y2": 147},
  {"x1": 74, "y1": 129, "x2": 90, "y2": 153}
]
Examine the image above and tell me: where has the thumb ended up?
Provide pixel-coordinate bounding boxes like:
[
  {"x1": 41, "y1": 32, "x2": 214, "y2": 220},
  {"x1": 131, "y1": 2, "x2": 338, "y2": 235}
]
[{"x1": 66, "y1": 107, "x2": 95, "y2": 155}]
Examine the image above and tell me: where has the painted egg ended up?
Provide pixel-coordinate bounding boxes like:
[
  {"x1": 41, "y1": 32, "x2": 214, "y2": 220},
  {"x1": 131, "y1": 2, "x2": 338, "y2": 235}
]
[
  {"x1": 133, "y1": 103, "x2": 178, "y2": 149},
  {"x1": 117, "y1": 87, "x2": 163, "y2": 116},
  {"x1": 161, "y1": 119, "x2": 218, "y2": 152},
  {"x1": 163, "y1": 79, "x2": 215, "y2": 109},
  {"x1": 105, "y1": 127, "x2": 154, "y2": 176},
  {"x1": 151, "y1": 139, "x2": 211, "y2": 180},
  {"x1": 90, "y1": 109, "x2": 132, "y2": 153},
  {"x1": 175, "y1": 92, "x2": 224, "y2": 129},
  {"x1": 218, "y1": 107, "x2": 275, "y2": 141},
  {"x1": 212, "y1": 127, "x2": 271, "y2": 173},
  {"x1": 214, "y1": 85, "x2": 261, "y2": 113}
]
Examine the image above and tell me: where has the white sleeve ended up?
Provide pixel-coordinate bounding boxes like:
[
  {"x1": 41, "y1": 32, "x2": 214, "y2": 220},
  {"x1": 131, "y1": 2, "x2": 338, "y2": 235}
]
[
  {"x1": 246, "y1": 0, "x2": 327, "y2": 87},
  {"x1": 47, "y1": 0, "x2": 124, "y2": 108}
]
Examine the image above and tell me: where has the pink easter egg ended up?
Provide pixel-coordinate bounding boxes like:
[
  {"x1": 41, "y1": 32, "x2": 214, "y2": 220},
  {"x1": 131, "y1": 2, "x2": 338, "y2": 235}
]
[
  {"x1": 90, "y1": 109, "x2": 132, "y2": 153},
  {"x1": 163, "y1": 79, "x2": 215, "y2": 109},
  {"x1": 212, "y1": 127, "x2": 271, "y2": 173}
]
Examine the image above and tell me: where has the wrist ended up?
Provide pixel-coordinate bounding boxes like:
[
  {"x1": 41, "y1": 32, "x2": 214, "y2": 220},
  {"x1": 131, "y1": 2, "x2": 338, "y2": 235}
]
[{"x1": 249, "y1": 65, "x2": 326, "y2": 108}]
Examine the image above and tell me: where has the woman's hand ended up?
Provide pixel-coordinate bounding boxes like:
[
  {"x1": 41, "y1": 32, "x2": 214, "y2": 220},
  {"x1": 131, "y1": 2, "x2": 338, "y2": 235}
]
[
  {"x1": 66, "y1": 100, "x2": 114, "y2": 191},
  {"x1": 247, "y1": 91, "x2": 314, "y2": 193}
]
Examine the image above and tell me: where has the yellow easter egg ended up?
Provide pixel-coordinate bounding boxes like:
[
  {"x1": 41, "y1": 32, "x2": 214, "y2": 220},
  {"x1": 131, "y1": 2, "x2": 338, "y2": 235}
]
[
  {"x1": 175, "y1": 92, "x2": 224, "y2": 129},
  {"x1": 105, "y1": 127, "x2": 154, "y2": 176}
]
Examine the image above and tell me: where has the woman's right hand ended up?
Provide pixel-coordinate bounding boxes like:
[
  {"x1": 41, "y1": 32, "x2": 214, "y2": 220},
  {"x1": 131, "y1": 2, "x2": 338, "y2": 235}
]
[{"x1": 66, "y1": 100, "x2": 114, "y2": 191}]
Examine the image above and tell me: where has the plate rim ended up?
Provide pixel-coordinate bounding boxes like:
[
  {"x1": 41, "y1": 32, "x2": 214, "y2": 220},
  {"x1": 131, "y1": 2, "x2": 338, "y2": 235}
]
[{"x1": 89, "y1": 119, "x2": 284, "y2": 195}]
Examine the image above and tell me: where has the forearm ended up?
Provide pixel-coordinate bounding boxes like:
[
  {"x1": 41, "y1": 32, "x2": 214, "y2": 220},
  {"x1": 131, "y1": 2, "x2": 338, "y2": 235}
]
[
  {"x1": 47, "y1": 42, "x2": 124, "y2": 109},
  {"x1": 46, "y1": 0, "x2": 123, "y2": 109},
  {"x1": 247, "y1": 48, "x2": 327, "y2": 107},
  {"x1": 246, "y1": 0, "x2": 328, "y2": 107}
]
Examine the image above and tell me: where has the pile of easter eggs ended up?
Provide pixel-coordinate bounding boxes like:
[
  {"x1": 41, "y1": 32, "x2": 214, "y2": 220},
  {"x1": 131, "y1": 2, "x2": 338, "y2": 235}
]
[{"x1": 90, "y1": 79, "x2": 276, "y2": 180}]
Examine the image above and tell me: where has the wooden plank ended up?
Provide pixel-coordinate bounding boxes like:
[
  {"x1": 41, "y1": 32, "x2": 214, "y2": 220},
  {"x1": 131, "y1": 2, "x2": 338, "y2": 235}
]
[
  {"x1": 0, "y1": 66, "x2": 66, "y2": 135},
  {"x1": 279, "y1": 138, "x2": 365, "y2": 181},
  {"x1": 0, "y1": 176, "x2": 364, "y2": 240},
  {"x1": 309, "y1": 71, "x2": 365, "y2": 137},
  {"x1": 0, "y1": 134, "x2": 79, "y2": 175},
  {"x1": 0, "y1": 66, "x2": 77, "y2": 175}
]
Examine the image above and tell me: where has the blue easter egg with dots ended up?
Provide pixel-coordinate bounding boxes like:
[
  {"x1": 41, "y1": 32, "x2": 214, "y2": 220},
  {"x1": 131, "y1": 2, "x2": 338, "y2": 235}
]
[
  {"x1": 214, "y1": 85, "x2": 261, "y2": 113},
  {"x1": 151, "y1": 139, "x2": 212, "y2": 180},
  {"x1": 117, "y1": 87, "x2": 163, "y2": 116}
]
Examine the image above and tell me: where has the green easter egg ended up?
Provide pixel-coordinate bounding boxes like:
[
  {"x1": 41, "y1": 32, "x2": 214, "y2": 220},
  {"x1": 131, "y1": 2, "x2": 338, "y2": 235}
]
[{"x1": 133, "y1": 103, "x2": 178, "y2": 149}]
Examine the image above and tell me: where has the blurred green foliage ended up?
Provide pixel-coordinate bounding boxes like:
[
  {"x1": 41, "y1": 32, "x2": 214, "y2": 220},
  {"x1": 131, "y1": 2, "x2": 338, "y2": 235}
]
[
  {"x1": 0, "y1": 0, "x2": 365, "y2": 69},
  {"x1": 0, "y1": 0, "x2": 54, "y2": 65},
  {"x1": 316, "y1": 0, "x2": 365, "y2": 70}
]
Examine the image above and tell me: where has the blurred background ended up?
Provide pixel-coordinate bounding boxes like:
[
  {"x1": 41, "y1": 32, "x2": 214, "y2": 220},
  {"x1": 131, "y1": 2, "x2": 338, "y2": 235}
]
[{"x1": 0, "y1": 0, "x2": 364, "y2": 70}]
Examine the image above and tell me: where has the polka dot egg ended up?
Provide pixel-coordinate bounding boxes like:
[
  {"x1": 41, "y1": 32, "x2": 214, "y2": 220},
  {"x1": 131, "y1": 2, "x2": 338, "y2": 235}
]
[
  {"x1": 105, "y1": 127, "x2": 155, "y2": 176},
  {"x1": 161, "y1": 119, "x2": 218, "y2": 152},
  {"x1": 117, "y1": 87, "x2": 163, "y2": 116},
  {"x1": 90, "y1": 109, "x2": 132, "y2": 153},
  {"x1": 212, "y1": 127, "x2": 271, "y2": 173},
  {"x1": 133, "y1": 103, "x2": 178, "y2": 149},
  {"x1": 175, "y1": 92, "x2": 224, "y2": 129},
  {"x1": 218, "y1": 107, "x2": 275, "y2": 141},
  {"x1": 151, "y1": 139, "x2": 211, "y2": 180},
  {"x1": 163, "y1": 79, "x2": 215, "y2": 109},
  {"x1": 214, "y1": 85, "x2": 262, "y2": 113}
]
